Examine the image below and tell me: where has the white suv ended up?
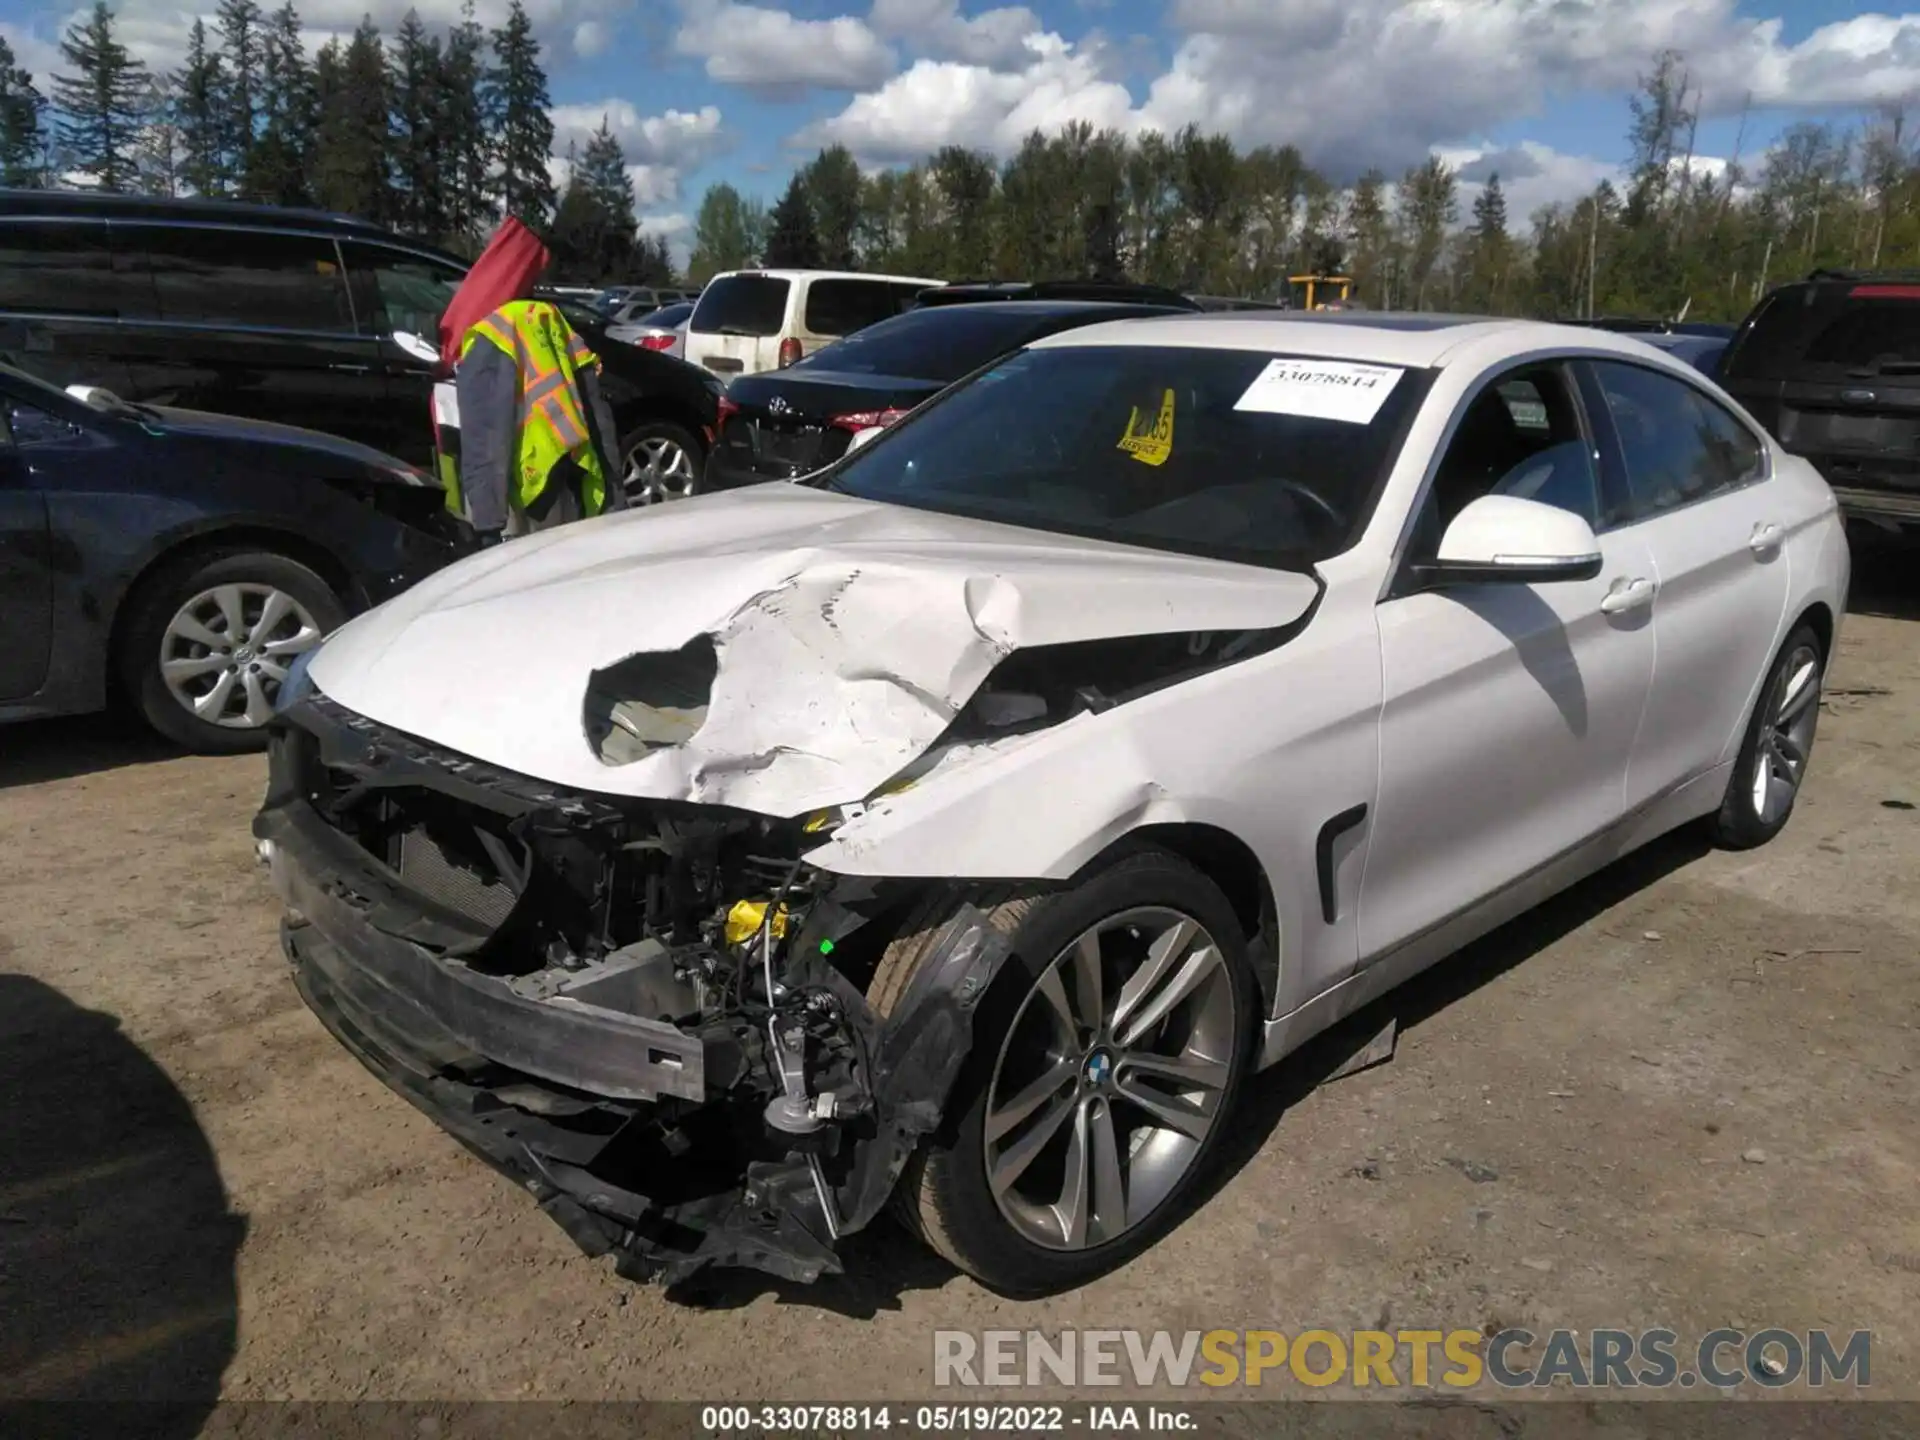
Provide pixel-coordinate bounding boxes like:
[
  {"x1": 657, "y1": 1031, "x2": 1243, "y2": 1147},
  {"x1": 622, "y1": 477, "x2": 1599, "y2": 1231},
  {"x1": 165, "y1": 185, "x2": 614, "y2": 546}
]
[{"x1": 683, "y1": 268, "x2": 943, "y2": 377}]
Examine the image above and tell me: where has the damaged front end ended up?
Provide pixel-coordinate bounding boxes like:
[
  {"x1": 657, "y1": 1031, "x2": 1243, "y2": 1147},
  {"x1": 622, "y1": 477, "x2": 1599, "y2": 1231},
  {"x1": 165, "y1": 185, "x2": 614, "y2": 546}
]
[{"x1": 255, "y1": 692, "x2": 1012, "y2": 1287}]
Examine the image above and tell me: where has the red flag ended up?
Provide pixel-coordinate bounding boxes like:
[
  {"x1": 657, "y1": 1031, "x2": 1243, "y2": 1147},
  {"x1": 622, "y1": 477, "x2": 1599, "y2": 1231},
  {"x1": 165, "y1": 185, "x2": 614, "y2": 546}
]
[{"x1": 437, "y1": 216, "x2": 551, "y2": 372}]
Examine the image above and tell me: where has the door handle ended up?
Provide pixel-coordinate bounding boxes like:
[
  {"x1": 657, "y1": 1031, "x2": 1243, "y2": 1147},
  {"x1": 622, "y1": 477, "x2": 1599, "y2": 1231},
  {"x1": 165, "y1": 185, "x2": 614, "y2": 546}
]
[
  {"x1": 1600, "y1": 577, "x2": 1657, "y2": 615},
  {"x1": 328, "y1": 363, "x2": 372, "y2": 374},
  {"x1": 1749, "y1": 521, "x2": 1784, "y2": 555}
]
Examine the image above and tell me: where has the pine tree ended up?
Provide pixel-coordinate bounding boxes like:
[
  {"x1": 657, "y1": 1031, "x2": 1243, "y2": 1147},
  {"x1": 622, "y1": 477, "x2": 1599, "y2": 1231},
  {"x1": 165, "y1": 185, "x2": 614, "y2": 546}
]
[
  {"x1": 763, "y1": 173, "x2": 821, "y2": 269},
  {"x1": 0, "y1": 36, "x2": 47, "y2": 186},
  {"x1": 215, "y1": 0, "x2": 264, "y2": 194},
  {"x1": 803, "y1": 144, "x2": 863, "y2": 269},
  {"x1": 53, "y1": 2, "x2": 148, "y2": 192},
  {"x1": 133, "y1": 72, "x2": 181, "y2": 195},
  {"x1": 249, "y1": 2, "x2": 314, "y2": 206},
  {"x1": 1463, "y1": 173, "x2": 1513, "y2": 312},
  {"x1": 172, "y1": 20, "x2": 226, "y2": 197},
  {"x1": 441, "y1": 3, "x2": 493, "y2": 250},
  {"x1": 485, "y1": 0, "x2": 554, "y2": 228},
  {"x1": 389, "y1": 10, "x2": 447, "y2": 240},
  {"x1": 689, "y1": 182, "x2": 763, "y2": 279},
  {"x1": 581, "y1": 117, "x2": 635, "y2": 272},
  {"x1": 311, "y1": 19, "x2": 389, "y2": 224},
  {"x1": 631, "y1": 232, "x2": 674, "y2": 285}
]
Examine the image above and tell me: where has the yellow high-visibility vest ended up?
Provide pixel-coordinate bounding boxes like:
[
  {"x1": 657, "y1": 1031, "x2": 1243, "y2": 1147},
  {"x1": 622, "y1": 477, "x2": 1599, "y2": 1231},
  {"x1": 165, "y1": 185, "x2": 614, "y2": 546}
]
[{"x1": 457, "y1": 299, "x2": 609, "y2": 518}]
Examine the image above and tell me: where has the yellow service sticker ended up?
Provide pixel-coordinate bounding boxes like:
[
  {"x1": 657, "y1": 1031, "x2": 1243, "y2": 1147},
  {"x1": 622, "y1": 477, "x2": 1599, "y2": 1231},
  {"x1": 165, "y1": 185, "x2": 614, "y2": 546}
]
[{"x1": 1117, "y1": 389, "x2": 1175, "y2": 466}]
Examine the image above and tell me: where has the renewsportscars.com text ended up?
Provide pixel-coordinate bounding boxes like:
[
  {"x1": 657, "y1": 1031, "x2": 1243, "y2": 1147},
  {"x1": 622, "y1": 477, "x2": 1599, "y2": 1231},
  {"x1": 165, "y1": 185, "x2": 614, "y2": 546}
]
[{"x1": 933, "y1": 1328, "x2": 1871, "y2": 1390}]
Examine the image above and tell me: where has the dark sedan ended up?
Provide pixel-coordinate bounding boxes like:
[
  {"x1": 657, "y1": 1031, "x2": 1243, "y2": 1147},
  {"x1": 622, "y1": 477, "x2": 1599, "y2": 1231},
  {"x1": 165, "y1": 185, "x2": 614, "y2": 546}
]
[
  {"x1": 706, "y1": 300, "x2": 1189, "y2": 490},
  {"x1": 0, "y1": 364, "x2": 467, "y2": 752}
]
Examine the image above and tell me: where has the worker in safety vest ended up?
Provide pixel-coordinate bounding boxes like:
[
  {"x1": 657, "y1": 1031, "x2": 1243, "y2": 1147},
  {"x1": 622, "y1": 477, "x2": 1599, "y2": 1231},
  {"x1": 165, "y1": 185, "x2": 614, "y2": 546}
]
[{"x1": 441, "y1": 221, "x2": 625, "y2": 543}]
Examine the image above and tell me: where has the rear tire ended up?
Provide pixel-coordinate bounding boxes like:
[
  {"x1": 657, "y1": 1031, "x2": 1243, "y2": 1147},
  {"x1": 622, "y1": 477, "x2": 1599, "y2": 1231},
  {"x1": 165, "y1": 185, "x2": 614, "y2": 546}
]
[
  {"x1": 118, "y1": 548, "x2": 346, "y2": 754},
  {"x1": 866, "y1": 849, "x2": 1256, "y2": 1296},
  {"x1": 1710, "y1": 621, "x2": 1825, "y2": 850}
]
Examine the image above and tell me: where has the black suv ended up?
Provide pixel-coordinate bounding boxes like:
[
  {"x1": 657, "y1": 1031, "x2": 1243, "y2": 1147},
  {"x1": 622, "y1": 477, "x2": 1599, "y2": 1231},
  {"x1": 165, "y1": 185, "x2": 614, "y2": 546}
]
[
  {"x1": 0, "y1": 191, "x2": 720, "y2": 498},
  {"x1": 1719, "y1": 269, "x2": 1920, "y2": 530}
]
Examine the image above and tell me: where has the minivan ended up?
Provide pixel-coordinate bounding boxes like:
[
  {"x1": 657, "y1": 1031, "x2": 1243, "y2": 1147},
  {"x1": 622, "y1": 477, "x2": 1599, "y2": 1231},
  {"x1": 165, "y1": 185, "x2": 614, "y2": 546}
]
[
  {"x1": 682, "y1": 268, "x2": 943, "y2": 377},
  {"x1": 0, "y1": 191, "x2": 721, "y2": 494}
]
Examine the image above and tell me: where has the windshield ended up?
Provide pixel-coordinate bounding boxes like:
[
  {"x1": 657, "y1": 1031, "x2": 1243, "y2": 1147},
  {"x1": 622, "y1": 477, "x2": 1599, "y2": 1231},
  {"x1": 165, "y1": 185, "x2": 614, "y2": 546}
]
[
  {"x1": 818, "y1": 345, "x2": 1432, "y2": 569},
  {"x1": 690, "y1": 274, "x2": 790, "y2": 336},
  {"x1": 794, "y1": 307, "x2": 1054, "y2": 383}
]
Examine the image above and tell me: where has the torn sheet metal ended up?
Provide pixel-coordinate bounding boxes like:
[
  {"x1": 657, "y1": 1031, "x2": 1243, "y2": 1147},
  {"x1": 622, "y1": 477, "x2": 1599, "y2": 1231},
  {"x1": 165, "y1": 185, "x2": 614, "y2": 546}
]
[{"x1": 308, "y1": 483, "x2": 1319, "y2": 816}]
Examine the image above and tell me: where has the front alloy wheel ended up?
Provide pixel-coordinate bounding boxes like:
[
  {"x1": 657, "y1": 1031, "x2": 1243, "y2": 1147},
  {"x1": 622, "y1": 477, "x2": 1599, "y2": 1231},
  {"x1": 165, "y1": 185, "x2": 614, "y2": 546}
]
[
  {"x1": 869, "y1": 849, "x2": 1255, "y2": 1296},
  {"x1": 984, "y1": 908, "x2": 1238, "y2": 1251},
  {"x1": 161, "y1": 583, "x2": 323, "y2": 729}
]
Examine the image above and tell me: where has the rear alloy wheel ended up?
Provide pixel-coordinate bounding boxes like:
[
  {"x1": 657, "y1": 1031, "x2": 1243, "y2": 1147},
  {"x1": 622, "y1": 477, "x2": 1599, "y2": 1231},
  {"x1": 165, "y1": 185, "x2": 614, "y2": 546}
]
[
  {"x1": 120, "y1": 550, "x2": 346, "y2": 754},
  {"x1": 620, "y1": 422, "x2": 702, "y2": 505},
  {"x1": 1712, "y1": 622, "x2": 1825, "y2": 849},
  {"x1": 868, "y1": 849, "x2": 1255, "y2": 1296}
]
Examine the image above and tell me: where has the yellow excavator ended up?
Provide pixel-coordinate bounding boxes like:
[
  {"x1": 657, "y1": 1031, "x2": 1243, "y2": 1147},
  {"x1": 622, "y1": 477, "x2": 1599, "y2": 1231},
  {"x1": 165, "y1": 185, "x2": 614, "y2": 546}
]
[{"x1": 1287, "y1": 274, "x2": 1353, "y2": 310}]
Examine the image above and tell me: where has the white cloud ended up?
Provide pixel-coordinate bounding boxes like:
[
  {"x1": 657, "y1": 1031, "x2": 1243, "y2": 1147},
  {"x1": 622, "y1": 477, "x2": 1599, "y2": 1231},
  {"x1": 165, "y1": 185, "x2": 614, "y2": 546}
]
[
  {"x1": 1145, "y1": 1, "x2": 1920, "y2": 175},
  {"x1": 800, "y1": 0, "x2": 1920, "y2": 181},
  {"x1": 1437, "y1": 141, "x2": 1626, "y2": 225},
  {"x1": 546, "y1": 103, "x2": 730, "y2": 209},
  {"x1": 37, "y1": 0, "x2": 625, "y2": 79},
  {"x1": 868, "y1": 0, "x2": 1043, "y2": 70},
  {"x1": 673, "y1": 1, "x2": 896, "y2": 96},
  {"x1": 798, "y1": 31, "x2": 1135, "y2": 161},
  {"x1": 572, "y1": 20, "x2": 609, "y2": 58}
]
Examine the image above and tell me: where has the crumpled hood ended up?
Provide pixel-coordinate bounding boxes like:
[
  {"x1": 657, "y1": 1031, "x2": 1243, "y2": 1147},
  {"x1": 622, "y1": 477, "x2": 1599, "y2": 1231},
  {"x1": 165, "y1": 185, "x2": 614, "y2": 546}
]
[{"x1": 308, "y1": 483, "x2": 1319, "y2": 815}]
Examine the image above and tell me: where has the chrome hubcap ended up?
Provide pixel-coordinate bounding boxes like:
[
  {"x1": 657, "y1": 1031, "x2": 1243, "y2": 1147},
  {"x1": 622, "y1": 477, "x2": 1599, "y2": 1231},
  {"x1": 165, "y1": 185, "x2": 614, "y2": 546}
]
[
  {"x1": 983, "y1": 907, "x2": 1237, "y2": 1252},
  {"x1": 159, "y1": 583, "x2": 322, "y2": 729},
  {"x1": 1752, "y1": 643, "x2": 1822, "y2": 823},
  {"x1": 623, "y1": 435, "x2": 697, "y2": 505}
]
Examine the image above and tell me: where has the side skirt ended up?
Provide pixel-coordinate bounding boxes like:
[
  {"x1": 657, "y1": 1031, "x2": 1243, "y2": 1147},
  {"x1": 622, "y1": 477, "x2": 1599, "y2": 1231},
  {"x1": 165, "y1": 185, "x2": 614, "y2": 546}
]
[{"x1": 1256, "y1": 762, "x2": 1733, "y2": 1071}]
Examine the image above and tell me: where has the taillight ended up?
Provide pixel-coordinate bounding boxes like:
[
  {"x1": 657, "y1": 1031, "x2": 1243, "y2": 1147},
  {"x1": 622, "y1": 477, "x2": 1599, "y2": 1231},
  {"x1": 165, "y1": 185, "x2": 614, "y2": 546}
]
[
  {"x1": 716, "y1": 395, "x2": 740, "y2": 432},
  {"x1": 828, "y1": 407, "x2": 911, "y2": 432},
  {"x1": 777, "y1": 337, "x2": 803, "y2": 368},
  {"x1": 639, "y1": 334, "x2": 676, "y2": 350}
]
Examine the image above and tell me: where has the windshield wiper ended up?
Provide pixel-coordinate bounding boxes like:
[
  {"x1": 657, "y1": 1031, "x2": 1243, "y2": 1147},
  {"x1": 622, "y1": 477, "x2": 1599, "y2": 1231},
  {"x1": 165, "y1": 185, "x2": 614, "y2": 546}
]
[{"x1": 714, "y1": 325, "x2": 766, "y2": 337}]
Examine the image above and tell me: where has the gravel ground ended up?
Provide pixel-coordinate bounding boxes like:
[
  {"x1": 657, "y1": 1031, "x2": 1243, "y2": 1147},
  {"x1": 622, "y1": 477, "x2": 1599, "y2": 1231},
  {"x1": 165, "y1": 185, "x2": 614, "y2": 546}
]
[{"x1": 1, "y1": 535, "x2": 1915, "y2": 1414}]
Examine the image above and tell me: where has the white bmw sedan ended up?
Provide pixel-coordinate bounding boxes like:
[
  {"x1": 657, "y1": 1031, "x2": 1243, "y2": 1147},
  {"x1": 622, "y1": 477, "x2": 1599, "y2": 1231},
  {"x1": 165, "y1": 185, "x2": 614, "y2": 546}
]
[{"x1": 262, "y1": 314, "x2": 1850, "y2": 1296}]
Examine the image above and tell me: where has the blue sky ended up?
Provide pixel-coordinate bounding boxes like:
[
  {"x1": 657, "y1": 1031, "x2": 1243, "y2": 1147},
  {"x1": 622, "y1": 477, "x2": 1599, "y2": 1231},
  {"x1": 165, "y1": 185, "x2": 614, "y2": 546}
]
[{"x1": 5, "y1": 0, "x2": 1917, "y2": 254}]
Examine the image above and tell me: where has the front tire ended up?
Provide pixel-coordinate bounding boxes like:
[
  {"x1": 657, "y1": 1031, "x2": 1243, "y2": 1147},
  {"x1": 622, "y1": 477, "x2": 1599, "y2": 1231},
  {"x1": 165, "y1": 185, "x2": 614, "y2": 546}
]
[
  {"x1": 868, "y1": 849, "x2": 1256, "y2": 1296},
  {"x1": 1711, "y1": 621, "x2": 1826, "y2": 849},
  {"x1": 118, "y1": 549, "x2": 345, "y2": 754},
  {"x1": 619, "y1": 421, "x2": 703, "y2": 505}
]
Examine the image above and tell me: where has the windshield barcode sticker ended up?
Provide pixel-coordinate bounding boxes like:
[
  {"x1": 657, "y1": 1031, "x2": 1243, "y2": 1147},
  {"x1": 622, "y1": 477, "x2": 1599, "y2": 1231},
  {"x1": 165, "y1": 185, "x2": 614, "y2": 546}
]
[{"x1": 1234, "y1": 359, "x2": 1404, "y2": 424}]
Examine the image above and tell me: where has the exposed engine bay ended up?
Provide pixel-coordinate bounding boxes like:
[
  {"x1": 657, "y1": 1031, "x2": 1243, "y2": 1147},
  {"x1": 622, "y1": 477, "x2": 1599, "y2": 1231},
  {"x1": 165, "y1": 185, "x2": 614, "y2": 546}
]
[{"x1": 257, "y1": 690, "x2": 1022, "y2": 1286}]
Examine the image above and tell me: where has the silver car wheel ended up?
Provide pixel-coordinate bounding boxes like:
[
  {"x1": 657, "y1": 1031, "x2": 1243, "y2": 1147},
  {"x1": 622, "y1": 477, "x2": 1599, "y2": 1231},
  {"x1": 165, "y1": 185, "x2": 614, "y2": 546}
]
[
  {"x1": 623, "y1": 435, "x2": 698, "y2": 505},
  {"x1": 1751, "y1": 642, "x2": 1822, "y2": 823},
  {"x1": 983, "y1": 907, "x2": 1238, "y2": 1252},
  {"x1": 159, "y1": 583, "x2": 322, "y2": 729}
]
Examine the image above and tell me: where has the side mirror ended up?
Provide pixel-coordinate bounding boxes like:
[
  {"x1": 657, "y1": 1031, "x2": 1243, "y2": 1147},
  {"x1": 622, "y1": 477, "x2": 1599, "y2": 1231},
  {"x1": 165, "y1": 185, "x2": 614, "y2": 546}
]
[
  {"x1": 391, "y1": 330, "x2": 440, "y2": 364},
  {"x1": 845, "y1": 425, "x2": 885, "y2": 454},
  {"x1": 1430, "y1": 494, "x2": 1603, "y2": 585}
]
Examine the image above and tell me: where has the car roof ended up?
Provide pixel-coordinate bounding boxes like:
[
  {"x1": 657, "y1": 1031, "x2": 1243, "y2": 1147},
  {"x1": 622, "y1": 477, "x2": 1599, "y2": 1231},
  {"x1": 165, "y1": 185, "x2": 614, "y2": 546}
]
[
  {"x1": 1029, "y1": 311, "x2": 1711, "y2": 369},
  {"x1": 708, "y1": 268, "x2": 945, "y2": 285}
]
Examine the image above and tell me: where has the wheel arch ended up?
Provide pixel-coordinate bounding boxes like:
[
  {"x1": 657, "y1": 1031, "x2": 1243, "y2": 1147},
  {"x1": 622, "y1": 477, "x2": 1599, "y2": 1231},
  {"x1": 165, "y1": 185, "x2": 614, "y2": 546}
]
[
  {"x1": 1796, "y1": 599, "x2": 1835, "y2": 661},
  {"x1": 608, "y1": 395, "x2": 711, "y2": 458},
  {"x1": 1100, "y1": 821, "x2": 1282, "y2": 1015}
]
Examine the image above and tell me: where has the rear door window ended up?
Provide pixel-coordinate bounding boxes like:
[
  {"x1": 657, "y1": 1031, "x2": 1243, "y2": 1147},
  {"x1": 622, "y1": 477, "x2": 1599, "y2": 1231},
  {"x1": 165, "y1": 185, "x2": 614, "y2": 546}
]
[
  {"x1": 0, "y1": 220, "x2": 141, "y2": 317},
  {"x1": 1592, "y1": 360, "x2": 1766, "y2": 518},
  {"x1": 119, "y1": 225, "x2": 353, "y2": 332},
  {"x1": 804, "y1": 279, "x2": 911, "y2": 338},
  {"x1": 690, "y1": 274, "x2": 791, "y2": 336},
  {"x1": 1802, "y1": 293, "x2": 1920, "y2": 369}
]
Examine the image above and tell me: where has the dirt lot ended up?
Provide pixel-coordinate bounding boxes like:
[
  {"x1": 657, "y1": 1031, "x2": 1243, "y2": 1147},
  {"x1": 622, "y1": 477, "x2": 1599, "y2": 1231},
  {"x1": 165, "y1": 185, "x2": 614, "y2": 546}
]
[{"x1": 2, "y1": 538, "x2": 1916, "y2": 1413}]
